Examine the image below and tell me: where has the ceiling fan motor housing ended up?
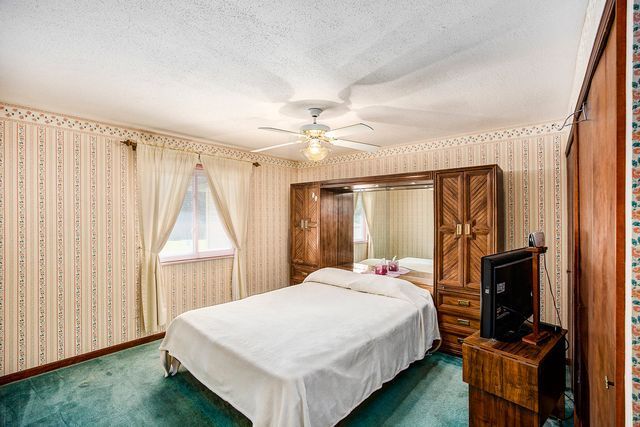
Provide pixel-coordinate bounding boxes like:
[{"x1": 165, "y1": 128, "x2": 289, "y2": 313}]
[
  {"x1": 300, "y1": 123, "x2": 330, "y2": 133},
  {"x1": 300, "y1": 108, "x2": 330, "y2": 135}
]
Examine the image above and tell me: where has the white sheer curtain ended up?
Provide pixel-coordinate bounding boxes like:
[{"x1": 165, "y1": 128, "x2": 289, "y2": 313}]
[
  {"x1": 137, "y1": 145, "x2": 197, "y2": 332},
  {"x1": 361, "y1": 192, "x2": 375, "y2": 259},
  {"x1": 201, "y1": 155, "x2": 253, "y2": 300}
]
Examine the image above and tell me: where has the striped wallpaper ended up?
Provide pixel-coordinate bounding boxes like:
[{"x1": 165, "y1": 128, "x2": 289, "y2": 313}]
[
  {"x1": 0, "y1": 103, "x2": 567, "y2": 379},
  {"x1": 387, "y1": 189, "x2": 434, "y2": 260},
  {"x1": 0, "y1": 110, "x2": 295, "y2": 377},
  {"x1": 357, "y1": 189, "x2": 434, "y2": 260}
]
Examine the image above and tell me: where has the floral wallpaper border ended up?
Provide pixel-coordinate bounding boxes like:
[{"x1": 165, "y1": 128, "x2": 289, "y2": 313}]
[
  {"x1": 631, "y1": 1, "x2": 640, "y2": 421},
  {"x1": 2, "y1": 102, "x2": 567, "y2": 170},
  {"x1": 0, "y1": 103, "x2": 299, "y2": 169}
]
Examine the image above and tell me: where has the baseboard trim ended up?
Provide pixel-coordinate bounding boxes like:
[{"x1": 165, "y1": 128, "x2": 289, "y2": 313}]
[{"x1": 0, "y1": 332, "x2": 165, "y2": 386}]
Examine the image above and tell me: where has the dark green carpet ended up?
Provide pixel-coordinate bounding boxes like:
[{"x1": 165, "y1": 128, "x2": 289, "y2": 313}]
[{"x1": 0, "y1": 341, "x2": 572, "y2": 426}]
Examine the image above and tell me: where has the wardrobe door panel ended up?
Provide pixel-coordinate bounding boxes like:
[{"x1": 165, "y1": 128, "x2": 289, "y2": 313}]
[
  {"x1": 464, "y1": 169, "x2": 495, "y2": 291},
  {"x1": 436, "y1": 172, "x2": 465, "y2": 289},
  {"x1": 304, "y1": 184, "x2": 321, "y2": 267},
  {"x1": 291, "y1": 185, "x2": 306, "y2": 265}
]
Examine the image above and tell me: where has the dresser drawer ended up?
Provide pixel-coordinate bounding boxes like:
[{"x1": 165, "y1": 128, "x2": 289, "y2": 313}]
[
  {"x1": 290, "y1": 265, "x2": 316, "y2": 285},
  {"x1": 440, "y1": 330, "x2": 472, "y2": 356},
  {"x1": 439, "y1": 292, "x2": 481, "y2": 314},
  {"x1": 440, "y1": 312, "x2": 481, "y2": 330}
]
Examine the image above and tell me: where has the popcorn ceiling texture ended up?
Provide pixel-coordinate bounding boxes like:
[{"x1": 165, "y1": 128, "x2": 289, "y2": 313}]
[{"x1": 0, "y1": 1, "x2": 588, "y2": 159}]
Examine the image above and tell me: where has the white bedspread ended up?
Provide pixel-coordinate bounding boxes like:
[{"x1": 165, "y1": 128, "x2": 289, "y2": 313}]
[{"x1": 159, "y1": 268, "x2": 439, "y2": 427}]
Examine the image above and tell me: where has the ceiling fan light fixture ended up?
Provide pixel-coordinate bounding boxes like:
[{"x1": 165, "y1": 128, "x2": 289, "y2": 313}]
[{"x1": 302, "y1": 139, "x2": 330, "y2": 161}]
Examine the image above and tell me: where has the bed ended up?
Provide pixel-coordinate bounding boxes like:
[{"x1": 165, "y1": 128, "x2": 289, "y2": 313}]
[
  {"x1": 359, "y1": 257, "x2": 433, "y2": 274},
  {"x1": 159, "y1": 268, "x2": 440, "y2": 427}
]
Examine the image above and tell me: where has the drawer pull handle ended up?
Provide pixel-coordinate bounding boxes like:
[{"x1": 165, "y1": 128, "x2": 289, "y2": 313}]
[
  {"x1": 457, "y1": 338, "x2": 464, "y2": 344},
  {"x1": 457, "y1": 319, "x2": 470, "y2": 326},
  {"x1": 300, "y1": 271, "x2": 308, "y2": 276},
  {"x1": 457, "y1": 299, "x2": 470, "y2": 307}
]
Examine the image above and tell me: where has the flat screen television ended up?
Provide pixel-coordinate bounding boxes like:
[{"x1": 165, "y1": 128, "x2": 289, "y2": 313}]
[{"x1": 480, "y1": 248, "x2": 534, "y2": 341}]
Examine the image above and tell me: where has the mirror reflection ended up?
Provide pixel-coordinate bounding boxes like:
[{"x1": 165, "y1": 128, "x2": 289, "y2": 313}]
[{"x1": 352, "y1": 184, "x2": 434, "y2": 276}]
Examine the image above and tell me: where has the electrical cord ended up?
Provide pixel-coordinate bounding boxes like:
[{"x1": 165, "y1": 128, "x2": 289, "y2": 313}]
[
  {"x1": 542, "y1": 254, "x2": 563, "y2": 330},
  {"x1": 542, "y1": 254, "x2": 570, "y2": 350}
]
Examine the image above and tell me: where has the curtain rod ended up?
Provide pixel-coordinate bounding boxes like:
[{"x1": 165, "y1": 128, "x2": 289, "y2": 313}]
[{"x1": 121, "y1": 139, "x2": 261, "y2": 167}]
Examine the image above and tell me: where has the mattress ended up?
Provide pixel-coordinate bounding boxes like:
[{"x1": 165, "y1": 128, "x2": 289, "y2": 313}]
[{"x1": 159, "y1": 268, "x2": 439, "y2": 427}]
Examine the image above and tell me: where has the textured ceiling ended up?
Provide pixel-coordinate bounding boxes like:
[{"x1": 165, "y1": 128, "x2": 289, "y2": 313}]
[{"x1": 0, "y1": 1, "x2": 587, "y2": 160}]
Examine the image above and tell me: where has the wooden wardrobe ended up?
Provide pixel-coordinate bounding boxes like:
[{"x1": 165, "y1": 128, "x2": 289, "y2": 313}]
[
  {"x1": 290, "y1": 165, "x2": 503, "y2": 356},
  {"x1": 566, "y1": 0, "x2": 626, "y2": 424},
  {"x1": 434, "y1": 165, "x2": 503, "y2": 355}
]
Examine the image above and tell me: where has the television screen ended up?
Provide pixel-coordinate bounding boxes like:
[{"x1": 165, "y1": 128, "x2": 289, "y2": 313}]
[{"x1": 481, "y1": 249, "x2": 534, "y2": 340}]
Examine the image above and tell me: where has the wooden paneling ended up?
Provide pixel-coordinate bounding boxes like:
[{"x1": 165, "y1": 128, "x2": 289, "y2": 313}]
[
  {"x1": 435, "y1": 171, "x2": 465, "y2": 288},
  {"x1": 335, "y1": 193, "x2": 354, "y2": 265},
  {"x1": 291, "y1": 185, "x2": 306, "y2": 265},
  {"x1": 320, "y1": 190, "x2": 338, "y2": 267},
  {"x1": 305, "y1": 184, "x2": 321, "y2": 267},
  {"x1": 464, "y1": 169, "x2": 495, "y2": 291}
]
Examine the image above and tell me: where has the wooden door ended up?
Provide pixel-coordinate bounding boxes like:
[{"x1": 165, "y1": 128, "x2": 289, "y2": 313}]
[
  {"x1": 566, "y1": 127, "x2": 580, "y2": 418},
  {"x1": 304, "y1": 184, "x2": 320, "y2": 267},
  {"x1": 573, "y1": 16, "x2": 620, "y2": 426},
  {"x1": 463, "y1": 169, "x2": 495, "y2": 291},
  {"x1": 435, "y1": 171, "x2": 465, "y2": 288},
  {"x1": 291, "y1": 185, "x2": 306, "y2": 265}
]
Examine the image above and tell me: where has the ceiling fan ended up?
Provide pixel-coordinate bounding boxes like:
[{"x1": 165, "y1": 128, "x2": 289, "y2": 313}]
[{"x1": 252, "y1": 108, "x2": 379, "y2": 161}]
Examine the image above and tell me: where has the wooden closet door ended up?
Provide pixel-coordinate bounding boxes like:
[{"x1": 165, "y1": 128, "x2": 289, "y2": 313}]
[
  {"x1": 435, "y1": 171, "x2": 465, "y2": 288},
  {"x1": 573, "y1": 19, "x2": 619, "y2": 425},
  {"x1": 304, "y1": 184, "x2": 321, "y2": 267},
  {"x1": 291, "y1": 185, "x2": 306, "y2": 265},
  {"x1": 463, "y1": 169, "x2": 495, "y2": 291}
]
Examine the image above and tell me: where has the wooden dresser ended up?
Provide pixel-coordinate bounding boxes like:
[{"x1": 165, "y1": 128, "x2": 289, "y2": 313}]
[
  {"x1": 434, "y1": 165, "x2": 503, "y2": 355},
  {"x1": 462, "y1": 328, "x2": 567, "y2": 426}
]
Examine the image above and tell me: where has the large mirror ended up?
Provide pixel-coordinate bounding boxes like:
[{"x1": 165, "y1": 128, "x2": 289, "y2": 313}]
[{"x1": 352, "y1": 183, "x2": 434, "y2": 276}]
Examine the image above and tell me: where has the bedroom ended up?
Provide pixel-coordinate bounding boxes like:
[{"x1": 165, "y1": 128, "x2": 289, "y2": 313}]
[{"x1": 0, "y1": 0, "x2": 632, "y2": 426}]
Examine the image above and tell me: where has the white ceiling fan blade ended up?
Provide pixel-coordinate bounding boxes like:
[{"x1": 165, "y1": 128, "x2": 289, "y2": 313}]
[
  {"x1": 251, "y1": 140, "x2": 304, "y2": 153},
  {"x1": 325, "y1": 123, "x2": 373, "y2": 139},
  {"x1": 332, "y1": 139, "x2": 380, "y2": 153},
  {"x1": 258, "y1": 126, "x2": 303, "y2": 136}
]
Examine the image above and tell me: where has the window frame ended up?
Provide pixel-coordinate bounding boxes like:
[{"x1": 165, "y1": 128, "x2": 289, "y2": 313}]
[
  {"x1": 353, "y1": 196, "x2": 369, "y2": 244},
  {"x1": 160, "y1": 166, "x2": 235, "y2": 264}
]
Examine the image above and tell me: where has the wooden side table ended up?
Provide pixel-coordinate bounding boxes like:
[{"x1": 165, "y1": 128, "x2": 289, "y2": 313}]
[{"x1": 462, "y1": 327, "x2": 567, "y2": 426}]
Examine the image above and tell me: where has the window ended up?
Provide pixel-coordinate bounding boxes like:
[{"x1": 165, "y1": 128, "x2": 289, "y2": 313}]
[
  {"x1": 353, "y1": 195, "x2": 368, "y2": 243},
  {"x1": 160, "y1": 168, "x2": 234, "y2": 262}
]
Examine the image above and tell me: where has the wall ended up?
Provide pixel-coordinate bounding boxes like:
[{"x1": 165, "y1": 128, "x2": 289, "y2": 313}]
[
  {"x1": 387, "y1": 189, "x2": 434, "y2": 260},
  {"x1": 0, "y1": 102, "x2": 569, "y2": 381},
  {"x1": 357, "y1": 189, "x2": 434, "y2": 260},
  {"x1": 296, "y1": 123, "x2": 568, "y2": 325},
  {"x1": 0, "y1": 104, "x2": 295, "y2": 377}
]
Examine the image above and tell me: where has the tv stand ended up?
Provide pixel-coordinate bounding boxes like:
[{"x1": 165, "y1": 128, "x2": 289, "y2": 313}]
[{"x1": 462, "y1": 326, "x2": 567, "y2": 426}]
